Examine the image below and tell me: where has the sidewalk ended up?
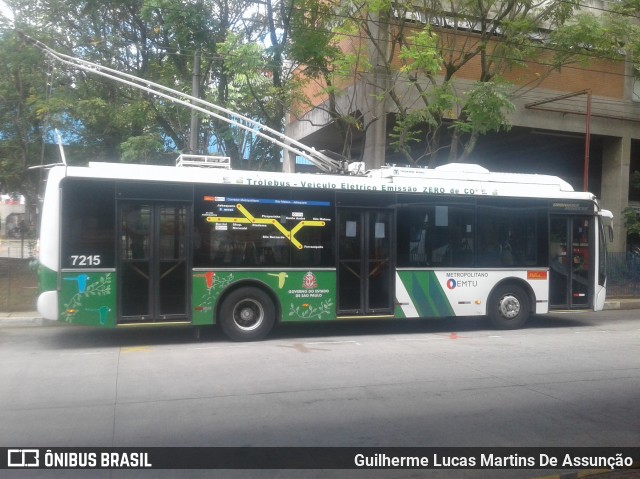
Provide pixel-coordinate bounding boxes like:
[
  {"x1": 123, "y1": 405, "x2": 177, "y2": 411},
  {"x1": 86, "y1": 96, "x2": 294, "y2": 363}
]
[{"x1": 0, "y1": 311, "x2": 48, "y2": 326}]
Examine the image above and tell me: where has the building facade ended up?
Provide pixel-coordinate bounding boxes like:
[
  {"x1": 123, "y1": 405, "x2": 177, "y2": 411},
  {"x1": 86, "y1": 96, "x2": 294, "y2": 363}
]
[{"x1": 285, "y1": 2, "x2": 640, "y2": 253}]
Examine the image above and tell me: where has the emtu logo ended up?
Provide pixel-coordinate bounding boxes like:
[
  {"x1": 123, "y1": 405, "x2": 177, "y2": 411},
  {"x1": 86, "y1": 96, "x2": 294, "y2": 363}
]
[
  {"x1": 446, "y1": 279, "x2": 457, "y2": 289},
  {"x1": 8, "y1": 449, "x2": 39, "y2": 467}
]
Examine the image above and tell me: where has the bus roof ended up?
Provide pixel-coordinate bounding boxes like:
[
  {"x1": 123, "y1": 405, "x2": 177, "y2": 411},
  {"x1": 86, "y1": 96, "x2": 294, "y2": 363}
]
[{"x1": 51, "y1": 161, "x2": 596, "y2": 202}]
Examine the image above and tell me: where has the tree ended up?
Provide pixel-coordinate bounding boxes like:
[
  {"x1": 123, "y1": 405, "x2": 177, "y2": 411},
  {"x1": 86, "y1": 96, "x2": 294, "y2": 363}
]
[
  {"x1": 288, "y1": 0, "x2": 640, "y2": 168},
  {"x1": 0, "y1": 26, "x2": 49, "y2": 221},
  {"x1": 0, "y1": 0, "x2": 305, "y2": 176},
  {"x1": 2, "y1": 0, "x2": 639, "y2": 199},
  {"x1": 288, "y1": 0, "x2": 370, "y2": 161}
]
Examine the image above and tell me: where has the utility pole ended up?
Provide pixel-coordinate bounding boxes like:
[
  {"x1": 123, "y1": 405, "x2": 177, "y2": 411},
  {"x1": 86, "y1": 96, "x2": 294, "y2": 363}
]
[{"x1": 189, "y1": 48, "x2": 201, "y2": 154}]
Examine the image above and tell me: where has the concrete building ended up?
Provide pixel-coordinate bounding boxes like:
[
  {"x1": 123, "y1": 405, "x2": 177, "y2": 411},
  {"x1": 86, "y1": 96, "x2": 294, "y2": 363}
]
[{"x1": 285, "y1": 2, "x2": 640, "y2": 253}]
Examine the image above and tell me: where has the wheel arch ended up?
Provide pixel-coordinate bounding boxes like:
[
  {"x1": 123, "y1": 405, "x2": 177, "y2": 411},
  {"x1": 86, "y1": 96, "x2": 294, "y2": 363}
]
[
  {"x1": 486, "y1": 277, "x2": 536, "y2": 316},
  {"x1": 214, "y1": 279, "x2": 282, "y2": 326}
]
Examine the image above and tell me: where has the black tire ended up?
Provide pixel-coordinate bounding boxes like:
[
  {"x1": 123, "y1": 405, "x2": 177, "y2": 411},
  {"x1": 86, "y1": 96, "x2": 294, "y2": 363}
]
[
  {"x1": 219, "y1": 287, "x2": 276, "y2": 341},
  {"x1": 487, "y1": 284, "x2": 530, "y2": 330}
]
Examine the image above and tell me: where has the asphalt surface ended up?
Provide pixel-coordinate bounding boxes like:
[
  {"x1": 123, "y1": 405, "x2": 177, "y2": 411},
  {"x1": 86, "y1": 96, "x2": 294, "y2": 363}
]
[{"x1": 1, "y1": 306, "x2": 638, "y2": 479}]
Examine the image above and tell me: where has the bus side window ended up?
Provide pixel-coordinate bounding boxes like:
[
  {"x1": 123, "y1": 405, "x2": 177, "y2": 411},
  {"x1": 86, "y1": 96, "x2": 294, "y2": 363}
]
[
  {"x1": 477, "y1": 224, "x2": 501, "y2": 266},
  {"x1": 398, "y1": 208, "x2": 430, "y2": 266},
  {"x1": 397, "y1": 204, "x2": 473, "y2": 267},
  {"x1": 61, "y1": 179, "x2": 116, "y2": 269},
  {"x1": 477, "y1": 204, "x2": 545, "y2": 267},
  {"x1": 435, "y1": 205, "x2": 474, "y2": 267}
]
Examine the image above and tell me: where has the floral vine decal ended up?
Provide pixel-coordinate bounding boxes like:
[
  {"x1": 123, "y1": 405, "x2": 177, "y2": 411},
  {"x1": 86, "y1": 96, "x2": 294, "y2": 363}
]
[
  {"x1": 288, "y1": 298, "x2": 334, "y2": 320},
  {"x1": 196, "y1": 272, "x2": 235, "y2": 309},
  {"x1": 62, "y1": 274, "x2": 113, "y2": 322}
]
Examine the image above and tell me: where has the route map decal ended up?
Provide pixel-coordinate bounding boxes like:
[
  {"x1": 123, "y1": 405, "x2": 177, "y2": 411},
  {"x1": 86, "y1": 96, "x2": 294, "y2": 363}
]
[{"x1": 205, "y1": 200, "x2": 326, "y2": 249}]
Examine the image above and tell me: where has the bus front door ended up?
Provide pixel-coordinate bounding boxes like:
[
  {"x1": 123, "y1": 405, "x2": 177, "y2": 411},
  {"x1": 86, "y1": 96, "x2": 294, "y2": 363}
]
[
  {"x1": 118, "y1": 202, "x2": 190, "y2": 322},
  {"x1": 549, "y1": 216, "x2": 593, "y2": 309},
  {"x1": 337, "y1": 209, "x2": 394, "y2": 317}
]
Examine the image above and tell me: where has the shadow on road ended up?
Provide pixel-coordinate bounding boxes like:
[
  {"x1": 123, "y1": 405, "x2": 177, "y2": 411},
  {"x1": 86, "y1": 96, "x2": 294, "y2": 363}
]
[{"x1": 33, "y1": 312, "x2": 597, "y2": 351}]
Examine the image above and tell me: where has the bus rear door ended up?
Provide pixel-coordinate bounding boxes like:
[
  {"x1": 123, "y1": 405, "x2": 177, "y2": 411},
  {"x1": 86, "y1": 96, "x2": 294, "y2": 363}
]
[{"x1": 118, "y1": 201, "x2": 190, "y2": 322}]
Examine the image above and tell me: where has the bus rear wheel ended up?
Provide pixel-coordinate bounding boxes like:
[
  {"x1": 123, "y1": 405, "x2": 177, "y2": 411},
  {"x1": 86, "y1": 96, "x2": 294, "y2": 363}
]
[
  {"x1": 488, "y1": 284, "x2": 530, "y2": 330},
  {"x1": 219, "y1": 287, "x2": 276, "y2": 341}
]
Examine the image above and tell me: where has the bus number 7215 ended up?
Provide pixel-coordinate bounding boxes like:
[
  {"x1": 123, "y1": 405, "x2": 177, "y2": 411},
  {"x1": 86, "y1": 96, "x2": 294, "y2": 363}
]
[{"x1": 70, "y1": 255, "x2": 102, "y2": 267}]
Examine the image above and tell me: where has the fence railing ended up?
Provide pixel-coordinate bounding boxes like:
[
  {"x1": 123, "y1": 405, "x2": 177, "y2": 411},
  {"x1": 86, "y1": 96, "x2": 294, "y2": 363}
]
[
  {"x1": 607, "y1": 252, "x2": 640, "y2": 298},
  {"x1": 0, "y1": 258, "x2": 38, "y2": 312},
  {"x1": 0, "y1": 239, "x2": 38, "y2": 312},
  {"x1": 0, "y1": 238, "x2": 37, "y2": 259}
]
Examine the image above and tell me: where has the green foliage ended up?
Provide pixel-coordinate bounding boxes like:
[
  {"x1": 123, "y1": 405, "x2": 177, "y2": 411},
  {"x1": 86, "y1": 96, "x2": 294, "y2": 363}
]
[
  {"x1": 549, "y1": 13, "x2": 624, "y2": 67},
  {"x1": 120, "y1": 135, "x2": 165, "y2": 164},
  {"x1": 286, "y1": 0, "x2": 376, "y2": 159},
  {"x1": 219, "y1": 34, "x2": 265, "y2": 74},
  {"x1": 0, "y1": 0, "x2": 302, "y2": 181},
  {"x1": 298, "y1": 0, "x2": 640, "y2": 167},
  {"x1": 389, "y1": 84, "x2": 456, "y2": 158},
  {"x1": 623, "y1": 207, "x2": 640, "y2": 236},
  {"x1": 288, "y1": 0, "x2": 340, "y2": 79},
  {"x1": 453, "y1": 82, "x2": 516, "y2": 136},
  {"x1": 605, "y1": 2, "x2": 640, "y2": 78},
  {"x1": 365, "y1": 0, "x2": 392, "y2": 15},
  {"x1": 0, "y1": 27, "x2": 49, "y2": 200},
  {"x1": 399, "y1": 29, "x2": 440, "y2": 75},
  {"x1": 1, "y1": 0, "x2": 640, "y2": 187}
]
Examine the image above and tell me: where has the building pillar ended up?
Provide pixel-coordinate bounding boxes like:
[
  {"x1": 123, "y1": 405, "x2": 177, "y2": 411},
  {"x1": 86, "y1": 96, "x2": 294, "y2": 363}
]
[
  {"x1": 361, "y1": 11, "x2": 389, "y2": 170},
  {"x1": 600, "y1": 136, "x2": 631, "y2": 253},
  {"x1": 282, "y1": 148, "x2": 296, "y2": 173}
]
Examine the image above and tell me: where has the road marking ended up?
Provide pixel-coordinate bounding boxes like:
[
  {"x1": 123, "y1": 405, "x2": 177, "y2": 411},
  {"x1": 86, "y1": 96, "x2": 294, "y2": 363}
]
[
  {"x1": 185, "y1": 345, "x2": 248, "y2": 351},
  {"x1": 395, "y1": 337, "x2": 445, "y2": 342},
  {"x1": 552, "y1": 310, "x2": 589, "y2": 314},
  {"x1": 305, "y1": 340, "x2": 361, "y2": 346},
  {"x1": 121, "y1": 346, "x2": 152, "y2": 353},
  {"x1": 279, "y1": 343, "x2": 328, "y2": 353}
]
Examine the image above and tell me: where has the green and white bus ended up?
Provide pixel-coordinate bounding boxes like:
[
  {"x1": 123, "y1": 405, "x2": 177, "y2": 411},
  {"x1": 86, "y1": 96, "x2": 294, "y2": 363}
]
[{"x1": 37, "y1": 159, "x2": 612, "y2": 340}]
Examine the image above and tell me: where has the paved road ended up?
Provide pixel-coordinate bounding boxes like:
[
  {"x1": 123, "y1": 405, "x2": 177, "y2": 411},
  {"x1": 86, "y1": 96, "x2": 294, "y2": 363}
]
[{"x1": 1, "y1": 311, "x2": 638, "y2": 478}]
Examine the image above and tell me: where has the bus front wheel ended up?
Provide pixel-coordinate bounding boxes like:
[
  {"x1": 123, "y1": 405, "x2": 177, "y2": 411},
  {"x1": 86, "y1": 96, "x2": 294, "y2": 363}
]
[
  {"x1": 488, "y1": 284, "x2": 530, "y2": 330},
  {"x1": 219, "y1": 287, "x2": 276, "y2": 341}
]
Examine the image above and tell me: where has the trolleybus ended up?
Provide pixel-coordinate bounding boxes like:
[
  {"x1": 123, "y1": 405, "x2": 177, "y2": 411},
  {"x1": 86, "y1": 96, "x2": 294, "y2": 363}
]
[{"x1": 37, "y1": 159, "x2": 612, "y2": 340}]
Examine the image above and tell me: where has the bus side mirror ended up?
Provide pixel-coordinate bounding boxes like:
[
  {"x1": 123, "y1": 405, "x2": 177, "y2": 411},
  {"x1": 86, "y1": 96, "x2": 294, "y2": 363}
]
[{"x1": 599, "y1": 210, "x2": 614, "y2": 242}]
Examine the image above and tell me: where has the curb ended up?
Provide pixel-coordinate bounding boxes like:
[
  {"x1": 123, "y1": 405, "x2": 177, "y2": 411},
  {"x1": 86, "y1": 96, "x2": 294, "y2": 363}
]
[
  {"x1": 0, "y1": 313, "x2": 48, "y2": 327},
  {"x1": 603, "y1": 299, "x2": 640, "y2": 310}
]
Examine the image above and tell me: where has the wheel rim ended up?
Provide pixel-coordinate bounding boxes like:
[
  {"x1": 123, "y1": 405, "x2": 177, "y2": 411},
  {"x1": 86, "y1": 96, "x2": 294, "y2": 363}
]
[
  {"x1": 498, "y1": 294, "x2": 521, "y2": 320},
  {"x1": 232, "y1": 299, "x2": 264, "y2": 331}
]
